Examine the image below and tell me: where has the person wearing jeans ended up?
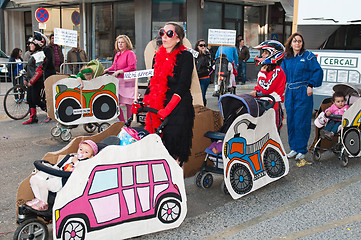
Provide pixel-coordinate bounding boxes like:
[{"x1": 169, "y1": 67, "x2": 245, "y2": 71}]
[{"x1": 236, "y1": 39, "x2": 250, "y2": 85}]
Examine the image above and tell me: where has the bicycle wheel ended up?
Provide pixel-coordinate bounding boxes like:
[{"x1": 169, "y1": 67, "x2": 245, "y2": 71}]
[{"x1": 4, "y1": 85, "x2": 30, "y2": 120}]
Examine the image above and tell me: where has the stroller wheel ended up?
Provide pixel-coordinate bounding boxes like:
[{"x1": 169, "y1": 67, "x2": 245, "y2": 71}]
[
  {"x1": 312, "y1": 149, "x2": 321, "y2": 161},
  {"x1": 98, "y1": 122, "x2": 110, "y2": 133},
  {"x1": 14, "y1": 218, "x2": 48, "y2": 240},
  {"x1": 50, "y1": 126, "x2": 61, "y2": 137},
  {"x1": 201, "y1": 173, "x2": 213, "y2": 189},
  {"x1": 83, "y1": 123, "x2": 98, "y2": 133},
  {"x1": 194, "y1": 171, "x2": 203, "y2": 188},
  {"x1": 60, "y1": 130, "x2": 72, "y2": 142},
  {"x1": 221, "y1": 181, "x2": 229, "y2": 195},
  {"x1": 340, "y1": 151, "x2": 349, "y2": 167}
]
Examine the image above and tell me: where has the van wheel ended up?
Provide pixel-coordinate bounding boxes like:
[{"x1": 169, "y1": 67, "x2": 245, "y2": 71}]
[
  {"x1": 14, "y1": 218, "x2": 48, "y2": 240},
  {"x1": 158, "y1": 199, "x2": 181, "y2": 224},
  {"x1": 62, "y1": 220, "x2": 85, "y2": 240}
]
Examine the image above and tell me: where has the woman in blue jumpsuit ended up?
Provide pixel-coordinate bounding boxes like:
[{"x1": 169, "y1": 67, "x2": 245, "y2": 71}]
[{"x1": 281, "y1": 32, "x2": 323, "y2": 160}]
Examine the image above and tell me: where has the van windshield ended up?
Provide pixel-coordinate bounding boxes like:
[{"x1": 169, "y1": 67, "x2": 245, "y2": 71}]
[{"x1": 323, "y1": 25, "x2": 361, "y2": 50}]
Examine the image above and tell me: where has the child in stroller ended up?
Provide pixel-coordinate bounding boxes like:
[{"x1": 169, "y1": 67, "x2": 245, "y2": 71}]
[
  {"x1": 250, "y1": 40, "x2": 286, "y2": 132},
  {"x1": 25, "y1": 140, "x2": 98, "y2": 211},
  {"x1": 50, "y1": 60, "x2": 117, "y2": 141},
  {"x1": 310, "y1": 83, "x2": 360, "y2": 166},
  {"x1": 319, "y1": 92, "x2": 349, "y2": 140},
  {"x1": 194, "y1": 92, "x2": 278, "y2": 192}
]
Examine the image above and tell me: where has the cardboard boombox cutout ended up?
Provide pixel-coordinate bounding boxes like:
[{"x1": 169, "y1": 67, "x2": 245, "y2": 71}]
[
  {"x1": 223, "y1": 110, "x2": 289, "y2": 199},
  {"x1": 52, "y1": 75, "x2": 120, "y2": 125}
]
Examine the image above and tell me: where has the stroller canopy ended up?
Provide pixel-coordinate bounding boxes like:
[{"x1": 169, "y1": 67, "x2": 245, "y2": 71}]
[
  {"x1": 218, "y1": 94, "x2": 263, "y2": 133},
  {"x1": 333, "y1": 83, "x2": 361, "y2": 97}
]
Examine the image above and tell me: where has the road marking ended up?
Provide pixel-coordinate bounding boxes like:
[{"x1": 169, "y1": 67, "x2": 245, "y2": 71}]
[
  {"x1": 273, "y1": 213, "x2": 361, "y2": 239},
  {"x1": 204, "y1": 173, "x2": 361, "y2": 240}
]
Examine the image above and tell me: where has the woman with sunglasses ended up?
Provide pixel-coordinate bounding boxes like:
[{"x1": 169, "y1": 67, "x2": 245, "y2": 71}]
[
  {"x1": 103, "y1": 35, "x2": 137, "y2": 122},
  {"x1": 133, "y1": 22, "x2": 194, "y2": 167},
  {"x1": 194, "y1": 39, "x2": 211, "y2": 106}
]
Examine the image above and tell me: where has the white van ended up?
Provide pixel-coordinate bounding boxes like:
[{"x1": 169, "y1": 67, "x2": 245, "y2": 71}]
[{"x1": 295, "y1": 0, "x2": 361, "y2": 109}]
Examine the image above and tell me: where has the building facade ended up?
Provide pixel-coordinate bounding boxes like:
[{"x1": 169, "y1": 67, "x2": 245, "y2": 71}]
[{"x1": 1, "y1": 0, "x2": 292, "y2": 70}]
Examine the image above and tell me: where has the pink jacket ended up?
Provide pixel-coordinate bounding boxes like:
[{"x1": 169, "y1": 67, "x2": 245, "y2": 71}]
[
  {"x1": 108, "y1": 50, "x2": 137, "y2": 105},
  {"x1": 325, "y1": 104, "x2": 349, "y2": 121}
]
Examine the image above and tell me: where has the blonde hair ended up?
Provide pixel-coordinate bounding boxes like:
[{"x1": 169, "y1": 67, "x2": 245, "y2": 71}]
[{"x1": 114, "y1": 35, "x2": 133, "y2": 52}]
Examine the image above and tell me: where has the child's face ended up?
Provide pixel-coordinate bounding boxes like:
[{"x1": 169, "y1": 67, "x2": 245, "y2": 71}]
[
  {"x1": 334, "y1": 96, "x2": 345, "y2": 108},
  {"x1": 84, "y1": 72, "x2": 93, "y2": 80},
  {"x1": 261, "y1": 50, "x2": 270, "y2": 58},
  {"x1": 77, "y1": 143, "x2": 94, "y2": 159}
]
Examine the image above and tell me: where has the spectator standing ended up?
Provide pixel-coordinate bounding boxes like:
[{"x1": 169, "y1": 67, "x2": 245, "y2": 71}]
[
  {"x1": 103, "y1": 35, "x2": 137, "y2": 122},
  {"x1": 8, "y1": 48, "x2": 23, "y2": 85},
  {"x1": 236, "y1": 38, "x2": 250, "y2": 85},
  {"x1": 281, "y1": 32, "x2": 323, "y2": 160},
  {"x1": 48, "y1": 33, "x2": 64, "y2": 73},
  {"x1": 194, "y1": 39, "x2": 211, "y2": 106},
  {"x1": 66, "y1": 45, "x2": 88, "y2": 74}
]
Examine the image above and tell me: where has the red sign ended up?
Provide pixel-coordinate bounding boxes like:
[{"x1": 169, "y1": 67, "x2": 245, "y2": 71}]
[{"x1": 35, "y1": 8, "x2": 49, "y2": 23}]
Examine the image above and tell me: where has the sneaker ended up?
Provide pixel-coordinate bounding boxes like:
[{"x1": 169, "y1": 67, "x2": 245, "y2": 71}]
[
  {"x1": 287, "y1": 150, "x2": 297, "y2": 158},
  {"x1": 324, "y1": 131, "x2": 334, "y2": 140},
  {"x1": 295, "y1": 153, "x2": 305, "y2": 160}
]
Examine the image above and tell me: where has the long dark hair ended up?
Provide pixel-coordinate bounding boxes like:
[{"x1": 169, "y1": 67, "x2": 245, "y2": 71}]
[
  {"x1": 194, "y1": 39, "x2": 206, "y2": 52},
  {"x1": 284, "y1": 32, "x2": 305, "y2": 58},
  {"x1": 10, "y1": 48, "x2": 22, "y2": 59},
  {"x1": 165, "y1": 22, "x2": 185, "y2": 50}
]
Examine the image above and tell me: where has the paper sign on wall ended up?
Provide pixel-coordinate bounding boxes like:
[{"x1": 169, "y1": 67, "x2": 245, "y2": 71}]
[
  {"x1": 54, "y1": 28, "x2": 78, "y2": 48},
  {"x1": 208, "y1": 29, "x2": 236, "y2": 47}
]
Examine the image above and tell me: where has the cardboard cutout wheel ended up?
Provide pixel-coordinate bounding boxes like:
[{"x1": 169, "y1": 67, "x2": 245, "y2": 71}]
[{"x1": 263, "y1": 148, "x2": 285, "y2": 178}]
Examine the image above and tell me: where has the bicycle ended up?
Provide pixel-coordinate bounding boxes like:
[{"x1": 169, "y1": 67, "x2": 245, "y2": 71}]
[{"x1": 3, "y1": 70, "x2": 46, "y2": 120}]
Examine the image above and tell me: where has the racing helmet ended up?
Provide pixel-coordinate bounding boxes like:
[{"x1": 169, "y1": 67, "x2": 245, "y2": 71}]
[
  {"x1": 254, "y1": 40, "x2": 285, "y2": 65},
  {"x1": 28, "y1": 31, "x2": 49, "y2": 49}
]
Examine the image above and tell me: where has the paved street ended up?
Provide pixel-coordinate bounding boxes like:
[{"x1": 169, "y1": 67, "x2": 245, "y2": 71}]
[{"x1": 1, "y1": 82, "x2": 361, "y2": 239}]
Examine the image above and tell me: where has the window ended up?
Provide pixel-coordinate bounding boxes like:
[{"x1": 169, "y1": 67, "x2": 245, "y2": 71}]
[
  {"x1": 89, "y1": 168, "x2": 118, "y2": 195},
  {"x1": 152, "y1": 163, "x2": 168, "y2": 182},
  {"x1": 91, "y1": 2, "x2": 135, "y2": 60},
  {"x1": 152, "y1": 0, "x2": 187, "y2": 39},
  {"x1": 121, "y1": 166, "x2": 134, "y2": 187},
  {"x1": 324, "y1": 25, "x2": 361, "y2": 50},
  {"x1": 136, "y1": 164, "x2": 149, "y2": 184},
  {"x1": 203, "y1": 2, "x2": 222, "y2": 42}
]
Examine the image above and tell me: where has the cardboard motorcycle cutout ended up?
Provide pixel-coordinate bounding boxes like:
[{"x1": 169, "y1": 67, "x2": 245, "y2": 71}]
[{"x1": 223, "y1": 109, "x2": 289, "y2": 199}]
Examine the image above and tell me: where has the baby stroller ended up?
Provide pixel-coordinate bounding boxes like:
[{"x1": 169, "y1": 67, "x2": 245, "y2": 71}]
[
  {"x1": 15, "y1": 110, "x2": 187, "y2": 239},
  {"x1": 310, "y1": 83, "x2": 361, "y2": 166},
  {"x1": 46, "y1": 74, "x2": 120, "y2": 142},
  {"x1": 213, "y1": 56, "x2": 236, "y2": 98},
  {"x1": 194, "y1": 93, "x2": 289, "y2": 199}
]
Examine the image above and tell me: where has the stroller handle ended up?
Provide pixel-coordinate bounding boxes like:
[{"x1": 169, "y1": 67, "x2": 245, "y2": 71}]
[
  {"x1": 34, "y1": 160, "x2": 72, "y2": 178},
  {"x1": 126, "y1": 104, "x2": 168, "y2": 135},
  {"x1": 327, "y1": 114, "x2": 342, "y2": 120},
  {"x1": 255, "y1": 92, "x2": 276, "y2": 110}
]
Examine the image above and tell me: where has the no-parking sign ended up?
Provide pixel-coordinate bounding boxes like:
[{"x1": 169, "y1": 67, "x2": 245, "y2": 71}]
[
  {"x1": 35, "y1": 8, "x2": 49, "y2": 23},
  {"x1": 71, "y1": 11, "x2": 80, "y2": 25}
]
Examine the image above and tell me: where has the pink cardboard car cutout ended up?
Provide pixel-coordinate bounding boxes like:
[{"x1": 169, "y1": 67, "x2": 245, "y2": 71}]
[{"x1": 52, "y1": 134, "x2": 187, "y2": 240}]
